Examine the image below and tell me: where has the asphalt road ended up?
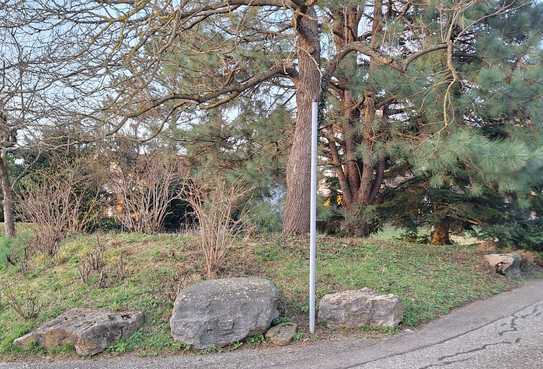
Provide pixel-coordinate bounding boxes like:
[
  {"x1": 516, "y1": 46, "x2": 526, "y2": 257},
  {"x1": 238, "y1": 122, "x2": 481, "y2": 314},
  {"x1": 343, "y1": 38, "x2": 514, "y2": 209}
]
[{"x1": 2, "y1": 280, "x2": 543, "y2": 369}]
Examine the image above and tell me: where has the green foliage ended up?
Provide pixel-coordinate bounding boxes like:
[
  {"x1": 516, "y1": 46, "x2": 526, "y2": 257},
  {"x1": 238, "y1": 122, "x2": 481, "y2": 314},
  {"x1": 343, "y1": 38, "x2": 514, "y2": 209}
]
[
  {"x1": 367, "y1": 2, "x2": 543, "y2": 239},
  {"x1": 0, "y1": 321, "x2": 35, "y2": 354},
  {"x1": 271, "y1": 316, "x2": 292, "y2": 325},
  {"x1": 472, "y1": 220, "x2": 543, "y2": 251},
  {"x1": 178, "y1": 105, "x2": 290, "y2": 187},
  {"x1": 245, "y1": 333, "x2": 265, "y2": 345},
  {"x1": 292, "y1": 331, "x2": 304, "y2": 342},
  {"x1": 0, "y1": 237, "x2": 12, "y2": 270},
  {"x1": 171, "y1": 105, "x2": 290, "y2": 232},
  {"x1": 94, "y1": 217, "x2": 122, "y2": 232},
  {"x1": 108, "y1": 331, "x2": 144, "y2": 353},
  {"x1": 470, "y1": 195, "x2": 543, "y2": 251},
  {"x1": 255, "y1": 244, "x2": 280, "y2": 262},
  {"x1": 383, "y1": 125, "x2": 543, "y2": 243},
  {"x1": 46, "y1": 344, "x2": 76, "y2": 355},
  {"x1": 360, "y1": 325, "x2": 400, "y2": 336},
  {"x1": 396, "y1": 229, "x2": 430, "y2": 244},
  {"x1": 412, "y1": 129, "x2": 543, "y2": 194},
  {"x1": 243, "y1": 198, "x2": 282, "y2": 233}
]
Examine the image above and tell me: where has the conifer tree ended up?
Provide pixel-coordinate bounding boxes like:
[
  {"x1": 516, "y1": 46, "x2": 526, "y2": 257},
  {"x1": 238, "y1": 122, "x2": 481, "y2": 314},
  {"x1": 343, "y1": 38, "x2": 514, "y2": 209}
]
[
  {"x1": 4, "y1": 0, "x2": 543, "y2": 239},
  {"x1": 377, "y1": 1, "x2": 543, "y2": 244}
]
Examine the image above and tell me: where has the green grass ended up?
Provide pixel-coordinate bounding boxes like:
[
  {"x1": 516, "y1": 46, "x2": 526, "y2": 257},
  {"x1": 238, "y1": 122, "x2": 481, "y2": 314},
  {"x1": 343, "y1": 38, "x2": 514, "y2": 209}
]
[{"x1": 0, "y1": 227, "x2": 521, "y2": 359}]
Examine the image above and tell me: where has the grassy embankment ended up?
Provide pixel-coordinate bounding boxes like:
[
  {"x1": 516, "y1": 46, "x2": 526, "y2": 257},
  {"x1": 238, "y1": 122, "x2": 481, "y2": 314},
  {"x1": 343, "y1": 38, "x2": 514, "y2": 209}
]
[{"x1": 0, "y1": 225, "x2": 521, "y2": 358}]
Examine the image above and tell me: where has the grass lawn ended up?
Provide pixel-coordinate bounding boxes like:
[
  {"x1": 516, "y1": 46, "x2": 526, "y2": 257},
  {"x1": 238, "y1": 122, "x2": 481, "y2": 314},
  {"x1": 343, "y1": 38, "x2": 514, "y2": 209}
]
[{"x1": 0, "y1": 227, "x2": 523, "y2": 358}]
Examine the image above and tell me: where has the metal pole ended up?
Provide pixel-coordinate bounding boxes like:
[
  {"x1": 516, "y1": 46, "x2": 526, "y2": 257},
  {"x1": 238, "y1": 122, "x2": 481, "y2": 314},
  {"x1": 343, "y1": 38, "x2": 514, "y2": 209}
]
[{"x1": 309, "y1": 100, "x2": 318, "y2": 334}]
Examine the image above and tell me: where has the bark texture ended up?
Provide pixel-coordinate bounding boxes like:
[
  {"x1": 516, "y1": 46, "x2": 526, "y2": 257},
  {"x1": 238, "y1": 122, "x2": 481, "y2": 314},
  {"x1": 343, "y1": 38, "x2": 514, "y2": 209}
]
[
  {"x1": 283, "y1": 5, "x2": 321, "y2": 235},
  {"x1": 0, "y1": 153, "x2": 15, "y2": 238},
  {"x1": 0, "y1": 111, "x2": 16, "y2": 238},
  {"x1": 431, "y1": 220, "x2": 451, "y2": 245}
]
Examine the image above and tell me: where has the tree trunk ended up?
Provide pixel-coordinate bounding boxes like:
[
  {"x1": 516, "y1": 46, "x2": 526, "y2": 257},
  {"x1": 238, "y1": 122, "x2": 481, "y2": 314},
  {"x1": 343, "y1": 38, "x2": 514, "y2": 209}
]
[
  {"x1": 318, "y1": 6, "x2": 388, "y2": 238},
  {"x1": 431, "y1": 220, "x2": 451, "y2": 245},
  {"x1": 283, "y1": 6, "x2": 321, "y2": 235},
  {"x1": 0, "y1": 152, "x2": 16, "y2": 238},
  {"x1": 334, "y1": 4, "x2": 383, "y2": 238},
  {"x1": 344, "y1": 215, "x2": 371, "y2": 237}
]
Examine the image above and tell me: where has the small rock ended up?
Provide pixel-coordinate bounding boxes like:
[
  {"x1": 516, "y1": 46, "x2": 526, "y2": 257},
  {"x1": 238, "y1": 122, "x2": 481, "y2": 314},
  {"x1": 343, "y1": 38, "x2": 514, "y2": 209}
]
[
  {"x1": 319, "y1": 288, "x2": 403, "y2": 328},
  {"x1": 170, "y1": 277, "x2": 280, "y2": 349},
  {"x1": 265, "y1": 323, "x2": 297, "y2": 346},
  {"x1": 484, "y1": 253, "x2": 522, "y2": 277},
  {"x1": 13, "y1": 309, "x2": 144, "y2": 356}
]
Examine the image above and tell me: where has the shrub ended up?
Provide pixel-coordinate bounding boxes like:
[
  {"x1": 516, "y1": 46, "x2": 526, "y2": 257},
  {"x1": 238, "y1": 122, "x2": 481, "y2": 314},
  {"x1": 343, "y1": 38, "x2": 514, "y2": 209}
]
[
  {"x1": 0, "y1": 283, "x2": 43, "y2": 320},
  {"x1": 78, "y1": 237, "x2": 106, "y2": 285},
  {"x1": 78, "y1": 236, "x2": 127, "y2": 288},
  {"x1": 184, "y1": 178, "x2": 251, "y2": 279},
  {"x1": 17, "y1": 165, "x2": 98, "y2": 257},
  {"x1": 243, "y1": 198, "x2": 282, "y2": 233},
  {"x1": 110, "y1": 153, "x2": 185, "y2": 233},
  {"x1": 472, "y1": 219, "x2": 543, "y2": 251}
]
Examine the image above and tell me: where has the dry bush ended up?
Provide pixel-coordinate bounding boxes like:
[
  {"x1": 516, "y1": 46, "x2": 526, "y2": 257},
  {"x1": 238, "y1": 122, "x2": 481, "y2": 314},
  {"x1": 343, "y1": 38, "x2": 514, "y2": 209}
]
[
  {"x1": 184, "y1": 178, "x2": 251, "y2": 279},
  {"x1": 97, "y1": 254, "x2": 127, "y2": 289},
  {"x1": 78, "y1": 236, "x2": 127, "y2": 288},
  {"x1": 110, "y1": 153, "x2": 184, "y2": 233},
  {"x1": 17, "y1": 166, "x2": 99, "y2": 257},
  {"x1": 78, "y1": 236, "x2": 106, "y2": 284},
  {"x1": 0, "y1": 283, "x2": 43, "y2": 320}
]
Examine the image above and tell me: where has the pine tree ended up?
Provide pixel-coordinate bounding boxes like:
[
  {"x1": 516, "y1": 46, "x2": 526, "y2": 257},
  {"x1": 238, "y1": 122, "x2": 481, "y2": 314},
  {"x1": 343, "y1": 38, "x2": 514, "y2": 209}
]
[
  {"x1": 377, "y1": 1, "x2": 543, "y2": 244},
  {"x1": 4, "y1": 0, "x2": 543, "y2": 239}
]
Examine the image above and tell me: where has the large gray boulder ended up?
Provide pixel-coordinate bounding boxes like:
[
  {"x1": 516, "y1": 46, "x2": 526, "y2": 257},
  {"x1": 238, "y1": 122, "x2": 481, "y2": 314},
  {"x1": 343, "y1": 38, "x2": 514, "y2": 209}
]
[
  {"x1": 319, "y1": 288, "x2": 403, "y2": 328},
  {"x1": 13, "y1": 308, "x2": 144, "y2": 356},
  {"x1": 170, "y1": 277, "x2": 280, "y2": 349},
  {"x1": 484, "y1": 253, "x2": 522, "y2": 277}
]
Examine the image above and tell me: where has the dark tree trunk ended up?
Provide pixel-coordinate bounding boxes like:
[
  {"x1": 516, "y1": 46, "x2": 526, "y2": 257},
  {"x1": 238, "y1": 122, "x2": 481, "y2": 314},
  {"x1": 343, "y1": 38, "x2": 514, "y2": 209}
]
[
  {"x1": 344, "y1": 211, "x2": 371, "y2": 237},
  {"x1": 431, "y1": 220, "x2": 451, "y2": 245},
  {"x1": 0, "y1": 152, "x2": 16, "y2": 238},
  {"x1": 326, "y1": 4, "x2": 384, "y2": 238},
  {"x1": 283, "y1": 6, "x2": 321, "y2": 235}
]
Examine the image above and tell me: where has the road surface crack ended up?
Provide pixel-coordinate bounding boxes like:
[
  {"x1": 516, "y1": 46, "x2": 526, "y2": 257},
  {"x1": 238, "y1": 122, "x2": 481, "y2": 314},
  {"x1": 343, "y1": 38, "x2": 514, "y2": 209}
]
[
  {"x1": 499, "y1": 304, "x2": 539, "y2": 337},
  {"x1": 334, "y1": 301, "x2": 542, "y2": 369},
  {"x1": 417, "y1": 340, "x2": 516, "y2": 369},
  {"x1": 417, "y1": 357, "x2": 472, "y2": 369}
]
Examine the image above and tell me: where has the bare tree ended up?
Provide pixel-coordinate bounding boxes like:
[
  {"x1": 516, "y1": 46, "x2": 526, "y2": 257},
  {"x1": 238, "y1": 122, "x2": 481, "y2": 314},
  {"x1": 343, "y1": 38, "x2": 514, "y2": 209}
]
[
  {"x1": 0, "y1": 1, "x2": 319, "y2": 235},
  {"x1": 0, "y1": 10, "x2": 81, "y2": 237},
  {"x1": 0, "y1": 30, "x2": 27, "y2": 238},
  {"x1": 0, "y1": 110, "x2": 16, "y2": 237}
]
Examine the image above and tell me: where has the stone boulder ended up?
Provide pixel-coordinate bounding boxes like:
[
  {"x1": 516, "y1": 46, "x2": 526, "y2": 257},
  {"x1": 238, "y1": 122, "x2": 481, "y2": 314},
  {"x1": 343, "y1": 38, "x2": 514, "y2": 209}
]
[
  {"x1": 265, "y1": 322, "x2": 297, "y2": 346},
  {"x1": 319, "y1": 288, "x2": 403, "y2": 328},
  {"x1": 170, "y1": 277, "x2": 280, "y2": 349},
  {"x1": 13, "y1": 309, "x2": 144, "y2": 356},
  {"x1": 484, "y1": 253, "x2": 522, "y2": 277}
]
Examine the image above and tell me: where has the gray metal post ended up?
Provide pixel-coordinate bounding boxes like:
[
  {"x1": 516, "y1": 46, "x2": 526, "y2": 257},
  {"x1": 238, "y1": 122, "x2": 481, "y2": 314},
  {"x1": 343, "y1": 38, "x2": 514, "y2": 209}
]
[{"x1": 309, "y1": 100, "x2": 318, "y2": 334}]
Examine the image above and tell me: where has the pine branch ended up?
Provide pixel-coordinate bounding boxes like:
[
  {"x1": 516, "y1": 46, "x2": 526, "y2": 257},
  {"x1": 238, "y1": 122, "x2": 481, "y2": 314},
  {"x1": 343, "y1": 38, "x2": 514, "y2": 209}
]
[{"x1": 126, "y1": 61, "x2": 295, "y2": 119}]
